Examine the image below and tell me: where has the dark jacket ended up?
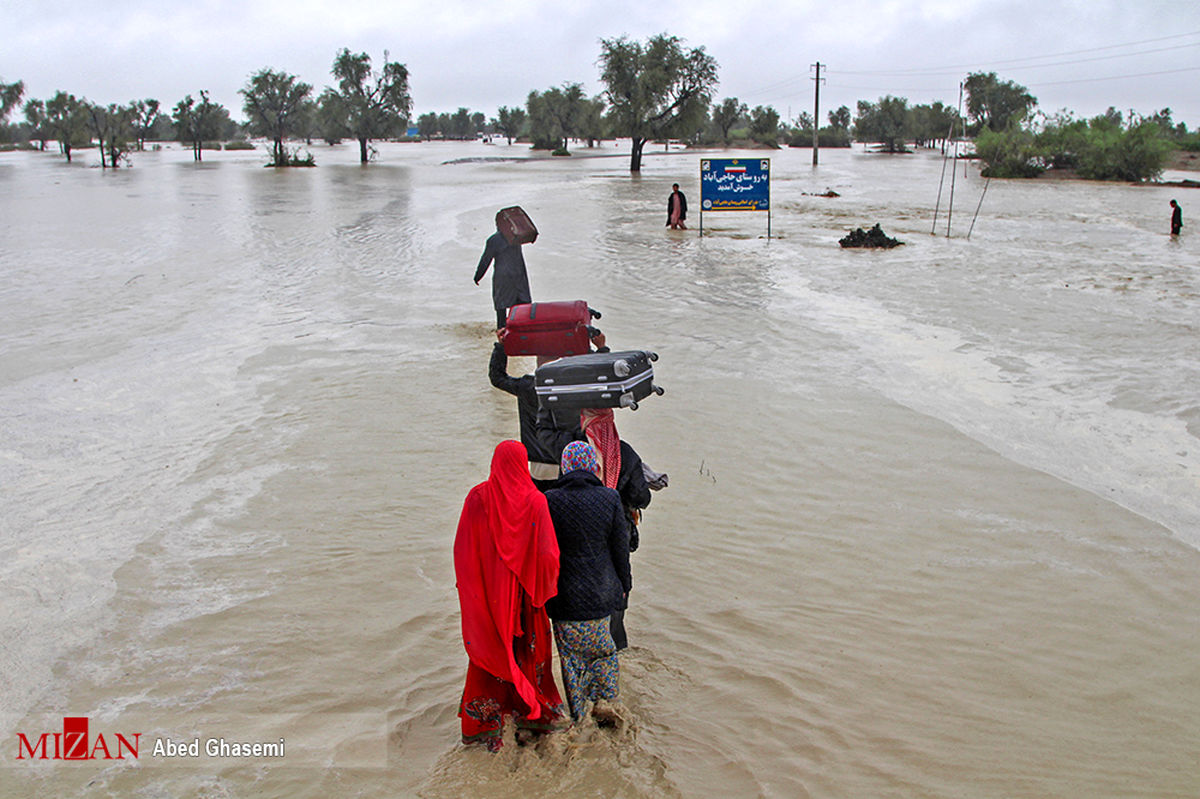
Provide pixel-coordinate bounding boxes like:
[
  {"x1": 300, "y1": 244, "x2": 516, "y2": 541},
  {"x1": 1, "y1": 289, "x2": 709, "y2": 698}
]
[
  {"x1": 615, "y1": 440, "x2": 651, "y2": 550},
  {"x1": 489, "y1": 342, "x2": 558, "y2": 468},
  {"x1": 534, "y1": 404, "x2": 584, "y2": 465},
  {"x1": 474, "y1": 232, "x2": 532, "y2": 312},
  {"x1": 544, "y1": 470, "x2": 631, "y2": 622},
  {"x1": 535, "y1": 408, "x2": 650, "y2": 505}
]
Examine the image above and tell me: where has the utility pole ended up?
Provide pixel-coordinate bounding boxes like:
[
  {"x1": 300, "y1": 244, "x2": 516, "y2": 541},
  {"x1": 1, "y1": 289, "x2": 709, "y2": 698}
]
[{"x1": 811, "y1": 61, "x2": 824, "y2": 166}]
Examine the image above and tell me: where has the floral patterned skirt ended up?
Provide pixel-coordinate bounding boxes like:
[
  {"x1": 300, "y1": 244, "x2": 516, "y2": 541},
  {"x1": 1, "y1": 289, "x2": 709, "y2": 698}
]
[
  {"x1": 552, "y1": 616, "x2": 619, "y2": 720},
  {"x1": 458, "y1": 593, "x2": 565, "y2": 749}
]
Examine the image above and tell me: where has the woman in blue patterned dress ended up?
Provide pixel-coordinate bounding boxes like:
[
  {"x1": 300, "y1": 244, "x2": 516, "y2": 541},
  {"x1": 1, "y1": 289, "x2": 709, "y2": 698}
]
[{"x1": 543, "y1": 441, "x2": 632, "y2": 721}]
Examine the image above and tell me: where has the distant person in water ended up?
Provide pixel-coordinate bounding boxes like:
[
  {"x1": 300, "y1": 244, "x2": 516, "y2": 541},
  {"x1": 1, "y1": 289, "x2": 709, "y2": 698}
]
[
  {"x1": 1170, "y1": 199, "x2": 1183, "y2": 236},
  {"x1": 475, "y1": 222, "x2": 533, "y2": 329},
  {"x1": 454, "y1": 440, "x2": 565, "y2": 750},
  {"x1": 667, "y1": 183, "x2": 688, "y2": 230}
]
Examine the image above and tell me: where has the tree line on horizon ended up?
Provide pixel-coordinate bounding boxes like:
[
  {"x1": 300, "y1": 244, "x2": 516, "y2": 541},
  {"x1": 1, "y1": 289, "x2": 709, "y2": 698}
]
[{"x1": 2, "y1": 35, "x2": 1197, "y2": 179}]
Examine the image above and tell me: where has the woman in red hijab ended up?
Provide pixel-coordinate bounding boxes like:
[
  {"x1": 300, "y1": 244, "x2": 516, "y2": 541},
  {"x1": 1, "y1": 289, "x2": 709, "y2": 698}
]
[{"x1": 454, "y1": 440, "x2": 565, "y2": 750}]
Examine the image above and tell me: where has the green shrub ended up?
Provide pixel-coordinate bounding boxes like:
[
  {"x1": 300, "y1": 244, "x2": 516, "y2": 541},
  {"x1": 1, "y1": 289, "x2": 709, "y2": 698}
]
[
  {"x1": 787, "y1": 127, "x2": 852, "y2": 148},
  {"x1": 975, "y1": 126, "x2": 1044, "y2": 177},
  {"x1": 267, "y1": 146, "x2": 315, "y2": 167},
  {"x1": 1061, "y1": 121, "x2": 1169, "y2": 181},
  {"x1": 1177, "y1": 132, "x2": 1200, "y2": 152}
]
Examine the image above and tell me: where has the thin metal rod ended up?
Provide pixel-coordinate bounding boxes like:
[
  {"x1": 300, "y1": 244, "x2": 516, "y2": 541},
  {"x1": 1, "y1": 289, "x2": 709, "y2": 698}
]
[
  {"x1": 931, "y1": 118, "x2": 956, "y2": 234},
  {"x1": 967, "y1": 178, "x2": 990, "y2": 239},
  {"x1": 946, "y1": 82, "x2": 964, "y2": 237}
]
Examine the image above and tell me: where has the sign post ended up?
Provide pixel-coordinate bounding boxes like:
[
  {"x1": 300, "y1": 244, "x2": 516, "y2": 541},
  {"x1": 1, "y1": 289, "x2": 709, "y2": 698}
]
[{"x1": 700, "y1": 158, "x2": 771, "y2": 238}]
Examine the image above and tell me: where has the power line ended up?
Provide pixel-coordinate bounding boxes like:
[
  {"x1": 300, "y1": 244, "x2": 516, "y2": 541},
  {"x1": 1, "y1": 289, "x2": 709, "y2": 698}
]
[
  {"x1": 1025, "y1": 65, "x2": 1200, "y2": 87},
  {"x1": 825, "y1": 83, "x2": 960, "y2": 93},
  {"x1": 836, "y1": 40, "x2": 1200, "y2": 77},
  {"x1": 740, "y1": 29, "x2": 1200, "y2": 99}
]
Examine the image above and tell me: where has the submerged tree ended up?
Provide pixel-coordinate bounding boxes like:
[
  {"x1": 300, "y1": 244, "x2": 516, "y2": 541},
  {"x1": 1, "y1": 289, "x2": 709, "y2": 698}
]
[
  {"x1": 855, "y1": 96, "x2": 911, "y2": 152},
  {"x1": 329, "y1": 48, "x2": 411, "y2": 163},
  {"x1": 1, "y1": 79, "x2": 24, "y2": 122},
  {"x1": 964, "y1": 72, "x2": 1036, "y2": 133},
  {"x1": 241, "y1": 68, "x2": 313, "y2": 166},
  {"x1": 420, "y1": 110, "x2": 444, "y2": 138},
  {"x1": 23, "y1": 98, "x2": 48, "y2": 150},
  {"x1": 130, "y1": 99, "x2": 162, "y2": 149},
  {"x1": 495, "y1": 105, "x2": 526, "y2": 144},
  {"x1": 315, "y1": 88, "x2": 350, "y2": 144},
  {"x1": 449, "y1": 107, "x2": 474, "y2": 139},
  {"x1": 173, "y1": 91, "x2": 225, "y2": 161},
  {"x1": 45, "y1": 91, "x2": 86, "y2": 162},
  {"x1": 748, "y1": 105, "x2": 781, "y2": 147},
  {"x1": 83, "y1": 101, "x2": 135, "y2": 168},
  {"x1": 598, "y1": 33, "x2": 718, "y2": 171},
  {"x1": 710, "y1": 97, "x2": 748, "y2": 146},
  {"x1": 527, "y1": 83, "x2": 587, "y2": 152},
  {"x1": 828, "y1": 105, "x2": 852, "y2": 132},
  {"x1": 577, "y1": 97, "x2": 607, "y2": 147}
]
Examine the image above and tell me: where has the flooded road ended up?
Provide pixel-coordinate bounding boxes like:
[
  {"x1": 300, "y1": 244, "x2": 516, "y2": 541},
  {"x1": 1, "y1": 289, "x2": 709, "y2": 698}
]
[{"x1": 2, "y1": 139, "x2": 1198, "y2": 797}]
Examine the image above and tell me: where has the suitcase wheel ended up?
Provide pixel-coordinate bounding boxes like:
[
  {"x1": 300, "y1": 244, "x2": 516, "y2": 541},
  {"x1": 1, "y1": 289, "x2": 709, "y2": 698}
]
[
  {"x1": 647, "y1": 351, "x2": 659, "y2": 362},
  {"x1": 654, "y1": 385, "x2": 665, "y2": 396},
  {"x1": 619, "y1": 393, "x2": 638, "y2": 410},
  {"x1": 589, "y1": 307, "x2": 602, "y2": 320}
]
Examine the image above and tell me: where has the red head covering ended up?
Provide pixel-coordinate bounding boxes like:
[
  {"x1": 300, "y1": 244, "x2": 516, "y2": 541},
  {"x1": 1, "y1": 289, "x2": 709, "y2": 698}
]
[
  {"x1": 581, "y1": 408, "x2": 621, "y2": 490},
  {"x1": 454, "y1": 440, "x2": 559, "y2": 719}
]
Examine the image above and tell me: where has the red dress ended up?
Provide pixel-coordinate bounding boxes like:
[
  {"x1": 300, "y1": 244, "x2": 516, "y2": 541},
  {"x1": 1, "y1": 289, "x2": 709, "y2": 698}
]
[{"x1": 454, "y1": 441, "x2": 565, "y2": 748}]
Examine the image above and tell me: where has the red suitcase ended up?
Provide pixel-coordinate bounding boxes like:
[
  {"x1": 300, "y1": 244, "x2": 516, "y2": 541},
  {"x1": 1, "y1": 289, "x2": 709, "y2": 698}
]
[
  {"x1": 501, "y1": 301, "x2": 600, "y2": 357},
  {"x1": 496, "y1": 206, "x2": 538, "y2": 245}
]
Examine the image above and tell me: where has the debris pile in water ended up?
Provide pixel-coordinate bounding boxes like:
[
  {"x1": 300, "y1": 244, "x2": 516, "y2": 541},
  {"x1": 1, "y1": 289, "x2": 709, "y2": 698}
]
[{"x1": 839, "y1": 223, "x2": 903, "y2": 249}]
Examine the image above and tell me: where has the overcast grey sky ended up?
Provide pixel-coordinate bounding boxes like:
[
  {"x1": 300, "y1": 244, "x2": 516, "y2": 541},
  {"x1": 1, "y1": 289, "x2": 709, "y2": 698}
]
[{"x1": 3, "y1": 0, "x2": 1198, "y2": 128}]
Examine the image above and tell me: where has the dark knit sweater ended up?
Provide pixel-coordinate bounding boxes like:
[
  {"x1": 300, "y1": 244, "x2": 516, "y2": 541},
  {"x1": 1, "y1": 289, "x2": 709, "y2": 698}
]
[{"x1": 544, "y1": 470, "x2": 631, "y2": 622}]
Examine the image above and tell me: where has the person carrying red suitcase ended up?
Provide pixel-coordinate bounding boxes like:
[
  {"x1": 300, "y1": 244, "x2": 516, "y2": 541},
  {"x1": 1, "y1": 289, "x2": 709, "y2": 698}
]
[{"x1": 490, "y1": 329, "x2": 608, "y2": 490}]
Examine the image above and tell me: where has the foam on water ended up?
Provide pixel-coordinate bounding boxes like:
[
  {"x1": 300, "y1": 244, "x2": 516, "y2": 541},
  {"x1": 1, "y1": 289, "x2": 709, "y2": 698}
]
[{"x1": 772, "y1": 267, "x2": 1200, "y2": 542}]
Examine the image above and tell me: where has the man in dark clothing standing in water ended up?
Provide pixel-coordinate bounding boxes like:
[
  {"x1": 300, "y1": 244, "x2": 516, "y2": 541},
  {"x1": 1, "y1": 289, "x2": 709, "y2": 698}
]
[
  {"x1": 666, "y1": 183, "x2": 687, "y2": 230},
  {"x1": 1170, "y1": 199, "x2": 1183, "y2": 236},
  {"x1": 475, "y1": 228, "x2": 533, "y2": 329}
]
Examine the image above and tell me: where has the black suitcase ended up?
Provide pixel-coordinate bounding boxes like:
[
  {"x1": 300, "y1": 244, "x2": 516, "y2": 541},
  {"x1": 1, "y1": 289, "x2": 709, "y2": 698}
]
[{"x1": 535, "y1": 350, "x2": 663, "y2": 411}]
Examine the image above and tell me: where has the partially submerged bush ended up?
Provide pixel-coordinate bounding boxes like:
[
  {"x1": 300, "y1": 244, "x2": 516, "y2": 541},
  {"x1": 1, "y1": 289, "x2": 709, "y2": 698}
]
[
  {"x1": 840, "y1": 223, "x2": 903, "y2": 248},
  {"x1": 266, "y1": 146, "x2": 315, "y2": 167}
]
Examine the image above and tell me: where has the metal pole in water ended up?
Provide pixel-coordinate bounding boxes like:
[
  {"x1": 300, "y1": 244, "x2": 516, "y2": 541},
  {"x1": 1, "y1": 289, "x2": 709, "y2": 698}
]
[
  {"x1": 967, "y1": 178, "x2": 990, "y2": 239},
  {"x1": 811, "y1": 61, "x2": 823, "y2": 166},
  {"x1": 931, "y1": 117, "x2": 956, "y2": 235},
  {"x1": 946, "y1": 81, "x2": 964, "y2": 237}
]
